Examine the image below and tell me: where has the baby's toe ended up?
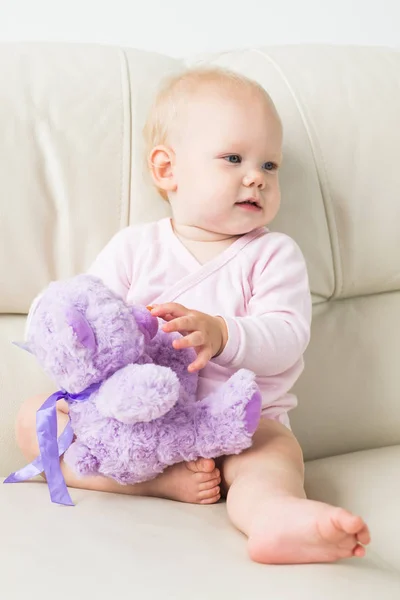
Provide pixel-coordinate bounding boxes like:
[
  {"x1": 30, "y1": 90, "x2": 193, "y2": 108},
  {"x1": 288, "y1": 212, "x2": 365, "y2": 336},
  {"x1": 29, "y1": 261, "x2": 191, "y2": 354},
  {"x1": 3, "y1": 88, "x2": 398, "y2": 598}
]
[
  {"x1": 197, "y1": 458, "x2": 216, "y2": 472},
  {"x1": 195, "y1": 471, "x2": 220, "y2": 485},
  {"x1": 198, "y1": 486, "x2": 221, "y2": 504},
  {"x1": 337, "y1": 534, "x2": 358, "y2": 555},
  {"x1": 353, "y1": 544, "x2": 367, "y2": 558},
  {"x1": 198, "y1": 476, "x2": 221, "y2": 492},
  {"x1": 210, "y1": 467, "x2": 220, "y2": 481},
  {"x1": 199, "y1": 485, "x2": 220, "y2": 498},
  {"x1": 187, "y1": 458, "x2": 215, "y2": 473},
  {"x1": 332, "y1": 509, "x2": 364, "y2": 535},
  {"x1": 356, "y1": 524, "x2": 371, "y2": 546},
  {"x1": 200, "y1": 495, "x2": 221, "y2": 505}
]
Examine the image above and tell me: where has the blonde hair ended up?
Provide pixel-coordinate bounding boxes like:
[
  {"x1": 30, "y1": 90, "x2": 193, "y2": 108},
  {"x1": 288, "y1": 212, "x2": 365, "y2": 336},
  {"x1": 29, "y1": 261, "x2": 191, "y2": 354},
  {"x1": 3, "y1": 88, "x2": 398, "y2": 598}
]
[{"x1": 143, "y1": 66, "x2": 279, "y2": 201}]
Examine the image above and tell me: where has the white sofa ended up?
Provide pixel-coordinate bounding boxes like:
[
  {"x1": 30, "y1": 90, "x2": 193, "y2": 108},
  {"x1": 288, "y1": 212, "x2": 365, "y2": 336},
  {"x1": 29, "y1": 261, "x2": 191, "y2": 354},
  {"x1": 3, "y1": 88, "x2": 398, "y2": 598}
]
[{"x1": 1, "y1": 42, "x2": 400, "y2": 599}]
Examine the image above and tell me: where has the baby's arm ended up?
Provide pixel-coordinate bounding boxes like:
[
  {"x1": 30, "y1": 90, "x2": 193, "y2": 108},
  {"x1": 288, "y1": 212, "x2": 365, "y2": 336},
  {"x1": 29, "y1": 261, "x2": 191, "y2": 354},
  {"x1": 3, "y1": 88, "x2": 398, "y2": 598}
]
[
  {"x1": 213, "y1": 234, "x2": 312, "y2": 376},
  {"x1": 153, "y1": 235, "x2": 311, "y2": 376}
]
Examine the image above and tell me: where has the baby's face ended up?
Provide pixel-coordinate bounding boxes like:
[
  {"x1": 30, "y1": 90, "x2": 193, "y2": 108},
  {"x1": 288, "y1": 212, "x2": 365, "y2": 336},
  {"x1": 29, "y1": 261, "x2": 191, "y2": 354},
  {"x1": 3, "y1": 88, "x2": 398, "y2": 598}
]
[{"x1": 168, "y1": 87, "x2": 283, "y2": 237}]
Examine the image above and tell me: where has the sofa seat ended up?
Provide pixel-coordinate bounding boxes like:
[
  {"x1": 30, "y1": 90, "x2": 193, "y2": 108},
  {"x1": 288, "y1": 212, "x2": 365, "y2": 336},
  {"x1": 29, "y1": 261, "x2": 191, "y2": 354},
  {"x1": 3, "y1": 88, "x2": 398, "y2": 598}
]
[{"x1": 2, "y1": 446, "x2": 400, "y2": 599}]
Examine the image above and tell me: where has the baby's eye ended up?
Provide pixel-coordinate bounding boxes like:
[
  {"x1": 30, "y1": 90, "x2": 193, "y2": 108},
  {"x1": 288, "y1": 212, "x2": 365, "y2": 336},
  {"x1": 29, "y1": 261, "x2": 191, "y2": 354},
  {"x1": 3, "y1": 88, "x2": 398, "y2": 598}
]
[
  {"x1": 224, "y1": 155, "x2": 242, "y2": 164},
  {"x1": 263, "y1": 161, "x2": 278, "y2": 171}
]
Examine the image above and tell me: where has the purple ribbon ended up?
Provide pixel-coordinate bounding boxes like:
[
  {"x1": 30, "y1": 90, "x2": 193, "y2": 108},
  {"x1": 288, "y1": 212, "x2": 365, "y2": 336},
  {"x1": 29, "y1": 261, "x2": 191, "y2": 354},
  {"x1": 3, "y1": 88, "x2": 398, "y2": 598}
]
[{"x1": 4, "y1": 382, "x2": 101, "y2": 506}]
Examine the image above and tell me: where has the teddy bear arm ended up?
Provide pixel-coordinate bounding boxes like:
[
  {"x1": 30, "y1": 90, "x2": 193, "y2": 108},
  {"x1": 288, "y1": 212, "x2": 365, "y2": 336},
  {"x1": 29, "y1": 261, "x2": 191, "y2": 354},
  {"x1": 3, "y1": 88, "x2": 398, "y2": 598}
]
[{"x1": 95, "y1": 363, "x2": 181, "y2": 424}]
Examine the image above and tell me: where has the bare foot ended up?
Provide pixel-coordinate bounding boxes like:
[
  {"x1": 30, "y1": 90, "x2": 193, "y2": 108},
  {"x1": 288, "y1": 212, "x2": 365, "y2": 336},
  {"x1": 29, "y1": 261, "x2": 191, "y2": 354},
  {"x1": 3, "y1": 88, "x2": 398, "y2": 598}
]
[
  {"x1": 248, "y1": 497, "x2": 371, "y2": 564},
  {"x1": 144, "y1": 458, "x2": 221, "y2": 504}
]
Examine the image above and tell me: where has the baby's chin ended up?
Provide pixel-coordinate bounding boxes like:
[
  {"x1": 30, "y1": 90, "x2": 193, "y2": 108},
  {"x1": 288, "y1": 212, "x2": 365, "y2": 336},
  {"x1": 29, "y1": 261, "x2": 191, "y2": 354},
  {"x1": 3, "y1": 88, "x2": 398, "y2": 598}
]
[{"x1": 223, "y1": 216, "x2": 270, "y2": 237}]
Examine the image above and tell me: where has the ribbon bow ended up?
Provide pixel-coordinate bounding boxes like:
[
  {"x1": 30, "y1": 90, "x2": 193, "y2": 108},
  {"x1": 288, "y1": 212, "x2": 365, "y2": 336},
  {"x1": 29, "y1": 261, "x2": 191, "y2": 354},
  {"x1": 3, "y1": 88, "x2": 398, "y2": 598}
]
[{"x1": 4, "y1": 381, "x2": 101, "y2": 506}]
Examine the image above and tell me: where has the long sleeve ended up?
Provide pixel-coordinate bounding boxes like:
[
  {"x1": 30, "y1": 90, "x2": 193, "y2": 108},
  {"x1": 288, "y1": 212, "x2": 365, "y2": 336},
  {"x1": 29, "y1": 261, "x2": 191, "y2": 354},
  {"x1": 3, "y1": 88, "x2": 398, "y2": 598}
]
[{"x1": 213, "y1": 234, "x2": 312, "y2": 377}]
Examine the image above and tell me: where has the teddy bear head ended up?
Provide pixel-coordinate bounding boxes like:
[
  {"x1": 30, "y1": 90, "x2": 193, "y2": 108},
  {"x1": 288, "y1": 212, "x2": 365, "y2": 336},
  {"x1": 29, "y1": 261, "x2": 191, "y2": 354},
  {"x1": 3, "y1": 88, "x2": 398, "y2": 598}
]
[{"x1": 21, "y1": 274, "x2": 158, "y2": 393}]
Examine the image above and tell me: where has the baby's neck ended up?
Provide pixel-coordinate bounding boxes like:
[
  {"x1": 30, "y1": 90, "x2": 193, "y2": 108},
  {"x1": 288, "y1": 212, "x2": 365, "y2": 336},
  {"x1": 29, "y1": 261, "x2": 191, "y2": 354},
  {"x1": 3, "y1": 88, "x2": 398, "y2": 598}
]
[
  {"x1": 171, "y1": 222, "x2": 242, "y2": 265},
  {"x1": 172, "y1": 222, "x2": 239, "y2": 243}
]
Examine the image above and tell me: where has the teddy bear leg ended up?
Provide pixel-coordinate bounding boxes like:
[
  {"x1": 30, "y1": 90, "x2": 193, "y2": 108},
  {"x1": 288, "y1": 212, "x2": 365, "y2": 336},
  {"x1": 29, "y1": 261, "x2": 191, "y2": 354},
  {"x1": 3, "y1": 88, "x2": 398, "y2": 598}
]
[
  {"x1": 64, "y1": 440, "x2": 100, "y2": 477},
  {"x1": 192, "y1": 371, "x2": 262, "y2": 458}
]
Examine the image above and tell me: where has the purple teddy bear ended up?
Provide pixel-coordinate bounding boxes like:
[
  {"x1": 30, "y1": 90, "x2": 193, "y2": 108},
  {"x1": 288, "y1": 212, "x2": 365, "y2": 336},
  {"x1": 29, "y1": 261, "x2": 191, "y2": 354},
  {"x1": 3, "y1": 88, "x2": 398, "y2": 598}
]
[{"x1": 12, "y1": 274, "x2": 262, "y2": 496}]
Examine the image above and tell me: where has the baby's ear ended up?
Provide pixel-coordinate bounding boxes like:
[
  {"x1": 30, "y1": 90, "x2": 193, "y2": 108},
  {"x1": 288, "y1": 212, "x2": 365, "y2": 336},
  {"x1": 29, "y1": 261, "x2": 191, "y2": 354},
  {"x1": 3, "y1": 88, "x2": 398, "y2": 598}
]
[
  {"x1": 131, "y1": 306, "x2": 158, "y2": 342},
  {"x1": 148, "y1": 145, "x2": 177, "y2": 193},
  {"x1": 65, "y1": 307, "x2": 97, "y2": 351}
]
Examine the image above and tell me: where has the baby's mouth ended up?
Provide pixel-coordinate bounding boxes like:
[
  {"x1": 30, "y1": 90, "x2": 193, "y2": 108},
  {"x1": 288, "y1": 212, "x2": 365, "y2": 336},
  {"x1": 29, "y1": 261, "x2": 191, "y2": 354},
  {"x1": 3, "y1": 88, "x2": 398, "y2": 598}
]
[{"x1": 235, "y1": 199, "x2": 262, "y2": 210}]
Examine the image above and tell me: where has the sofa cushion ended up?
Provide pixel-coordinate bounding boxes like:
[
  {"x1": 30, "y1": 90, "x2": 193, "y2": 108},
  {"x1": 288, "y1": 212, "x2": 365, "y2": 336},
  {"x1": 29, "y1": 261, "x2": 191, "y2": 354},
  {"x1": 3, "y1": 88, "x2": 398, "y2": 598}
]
[{"x1": 2, "y1": 446, "x2": 400, "y2": 599}]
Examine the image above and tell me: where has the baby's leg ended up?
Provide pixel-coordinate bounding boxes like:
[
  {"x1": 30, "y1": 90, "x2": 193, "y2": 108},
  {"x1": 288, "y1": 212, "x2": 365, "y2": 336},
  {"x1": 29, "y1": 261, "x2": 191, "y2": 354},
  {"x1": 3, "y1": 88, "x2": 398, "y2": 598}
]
[
  {"x1": 15, "y1": 394, "x2": 221, "y2": 504},
  {"x1": 220, "y1": 418, "x2": 371, "y2": 564}
]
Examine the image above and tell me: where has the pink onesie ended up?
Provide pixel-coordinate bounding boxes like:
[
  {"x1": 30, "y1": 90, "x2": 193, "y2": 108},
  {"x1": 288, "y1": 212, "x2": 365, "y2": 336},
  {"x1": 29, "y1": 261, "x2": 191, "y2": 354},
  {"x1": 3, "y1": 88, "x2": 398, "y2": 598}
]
[{"x1": 88, "y1": 218, "x2": 312, "y2": 428}]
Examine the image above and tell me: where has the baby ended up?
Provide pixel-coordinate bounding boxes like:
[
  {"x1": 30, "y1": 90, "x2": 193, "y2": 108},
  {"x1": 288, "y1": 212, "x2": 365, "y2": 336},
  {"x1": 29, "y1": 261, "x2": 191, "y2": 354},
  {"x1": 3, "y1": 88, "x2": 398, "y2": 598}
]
[{"x1": 16, "y1": 66, "x2": 370, "y2": 564}]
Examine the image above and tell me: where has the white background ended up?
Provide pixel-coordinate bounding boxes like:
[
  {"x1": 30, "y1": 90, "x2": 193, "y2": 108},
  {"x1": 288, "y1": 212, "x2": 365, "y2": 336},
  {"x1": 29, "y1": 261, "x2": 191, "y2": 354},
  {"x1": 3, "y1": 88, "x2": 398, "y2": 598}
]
[{"x1": 0, "y1": 0, "x2": 399, "y2": 57}]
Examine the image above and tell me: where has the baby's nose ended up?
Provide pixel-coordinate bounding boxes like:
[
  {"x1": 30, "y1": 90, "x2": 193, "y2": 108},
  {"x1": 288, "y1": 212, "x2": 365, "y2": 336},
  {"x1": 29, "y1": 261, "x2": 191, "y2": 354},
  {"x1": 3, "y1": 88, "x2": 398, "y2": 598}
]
[{"x1": 242, "y1": 169, "x2": 264, "y2": 188}]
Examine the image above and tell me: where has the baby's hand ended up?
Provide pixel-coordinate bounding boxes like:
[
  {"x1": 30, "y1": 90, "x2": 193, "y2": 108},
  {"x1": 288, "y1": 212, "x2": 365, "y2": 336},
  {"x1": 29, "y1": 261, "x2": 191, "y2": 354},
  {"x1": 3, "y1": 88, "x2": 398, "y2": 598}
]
[{"x1": 150, "y1": 303, "x2": 228, "y2": 372}]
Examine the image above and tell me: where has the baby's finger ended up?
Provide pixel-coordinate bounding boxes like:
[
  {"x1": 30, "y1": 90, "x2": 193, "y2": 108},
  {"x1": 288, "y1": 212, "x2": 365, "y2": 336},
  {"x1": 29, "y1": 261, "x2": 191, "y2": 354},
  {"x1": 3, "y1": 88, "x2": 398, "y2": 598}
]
[
  {"x1": 163, "y1": 316, "x2": 194, "y2": 334},
  {"x1": 151, "y1": 303, "x2": 187, "y2": 319},
  {"x1": 160, "y1": 313, "x2": 175, "y2": 322},
  {"x1": 173, "y1": 331, "x2": 204, "y2": 350},
  {"x1": 188, "y1": 348, "x2": 213, "y2": 372}
]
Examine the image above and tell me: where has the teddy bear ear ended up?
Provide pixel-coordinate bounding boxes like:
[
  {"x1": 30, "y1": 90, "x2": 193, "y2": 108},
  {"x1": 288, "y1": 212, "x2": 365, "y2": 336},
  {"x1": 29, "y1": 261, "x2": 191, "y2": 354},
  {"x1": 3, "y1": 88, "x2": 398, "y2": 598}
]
[
  {"x1": 130, "y1": 306, "x2": 158, "y2": 342},
  {"x1": 65, "y1": 307, "x2": 97, "y2": 351}
]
